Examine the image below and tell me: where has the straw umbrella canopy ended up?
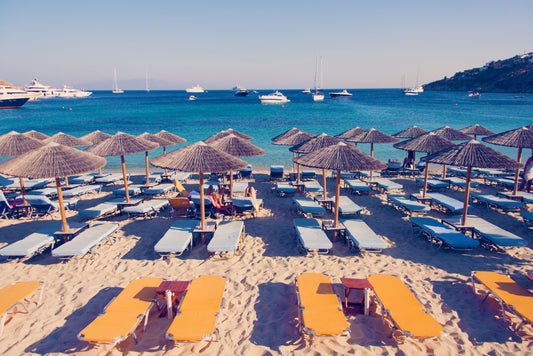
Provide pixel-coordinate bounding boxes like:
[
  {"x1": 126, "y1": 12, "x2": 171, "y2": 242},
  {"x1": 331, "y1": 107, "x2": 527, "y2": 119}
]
[
  {"x1": 138, "y1": 132, "x2": 175, "y2": 186},
  {"x1": 208, "y1": 134, "x2": 265, "y2": 196},
  {"x1": 85, "y1": 132, "x2": 158, "y2": 203},
  {"x1": 80, "y1": 130, "x2": 113, "y2": 176},
  {"x1": 431, "y1": 126, "x2": 472, "y2": 178},
  {"x1": 0, "y1": 131, "x2": 44, "y2": 198},
  {"x1": 23, "y1": 130, "x2": 49, "y2": 141},
  {"x1": 482, "y1": 126, "x2": 533, "y2": 195},
  {"x1": 423, "y1": 140, "x2": 521, "y2": 226},
  {"x1": 154, "y1": 130, "x2": 186, "y2": 175},
  {"x1": 272, "y1": 130, "x2": 314, "y2": 177},
  {"x1": 43, "y1": 132, "x2": 91, "y2": 147},
  {"x1": 290, "y1": 133, "x2": 343, "y2": 200},
  {"x1": 295, "y1": 142, "x2": 386, "y2": 238},
  {"x1": 459, "y1": 124, "x2": 495, "y2": 140},
  {"x1": 0, "y1": 142, "x2": 106, "y2": 232},
  {"x1": 204, "y1": 129, "x2": 252, "y2": 144},
  {"x1": 393, "y1": 126, "x2": 428, "y2": 139},
  {"x1": 150, "y1": 141, "x2": 248, "y2": 230},
  {"x1": 335, "y1": 127, "x2": 367, "y2": 140},
  {"x1": 225, "y1": 128, "x2": 253, "y2": 140},
  {"x1": 271, "y1": 127, "x2": 302, "y2": 143},
  {"x1": 393, "y1": 132, "x2": 455, "y2": 197}
]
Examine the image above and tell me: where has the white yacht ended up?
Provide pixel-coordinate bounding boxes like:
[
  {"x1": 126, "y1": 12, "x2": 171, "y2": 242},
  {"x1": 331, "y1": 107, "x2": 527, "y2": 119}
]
[
  {"x1": 329, "y1": 89, "x2": 352, "y2": 97},
  {"x1": 185, "y1": 84, "x2": 205, "y2": 93},
  {"x1": 233, "y1": 85, "x2": 249, "y2": 97},
  {"x1": 56, "y1": 85, "x2": 92, "y2": 98},
  {"x1": 112, "y1": 68, "x2": 124, "y2": 94},
  {"x1": 259, "y1": 90, "x2": 290, "y2": 104},
  {"x1": 302, "y1": 88, "x2": 311, "y2": 94},
  {"x1": 0, "y1": 85, "x2": 31, "y2": 108},
  {"x1": 312, "y1": 57, "x2": 324, "y2": 102},
  {"x1": 188, "y1": 95, "x2": 198, "y2": 101},
  {"x1": 24, "y1": 78, "x2": 58, "y2": 98}
]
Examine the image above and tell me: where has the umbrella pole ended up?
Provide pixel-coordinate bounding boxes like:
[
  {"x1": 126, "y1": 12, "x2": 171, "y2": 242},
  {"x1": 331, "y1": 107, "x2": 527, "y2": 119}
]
[
  {"x1": 145, "y1": 151, "x2": 150, "y2": 186},
  {"x1": 230, "y1": 170, "x2": 234, "y2": 197},
  {"x1": 55, "y1": 177, "x2": 68, "y2": 233},
  {"x1": 461, "y1": 167, "x2": 472, "y2": 226},
  {"x1": 422, "y1": 161, "x2": 429, "y2": 198},
  {"x1": 412, "y1": 151, "x2": 416, "y2": 177},
  {"x1": 297, "y1": 153, "x2": 301, "y2": 184},
  {"x1": 442, "y1": 164, "x2": 447, "y2": 180},
  {"x1": 98, "y1": 167, "x2": 102, "y2": 176},
  {"x1": 65, "y1": 176, "x2": 69, "y2": 187},
  {"x1": 163, "y1": 147, "x2": 168, "y2": 175},
  {"x1": 322, "y1": 168, "x2": 327, "y2": 199},
  {"x1": 19, "y1": 177, "x2": 25, "y2": 200},
  {"x1": 513, "y1": 148, "x2": 522, "y2": 196},
  {"x1": 199, "y1": 171, "x2": 205, "y2": 230},
  {"x1": 292, "y1": 152, "x2": 296, "y2": 173},
  {"x1": 333, "y1": 170, "x2": 341, "y2": 242},
  {"x1": 369, "y1": 143, "x2": 374, "y2": 180},
  {"x1": 121, "y1": 155, "x2": 130, "y2": 203}
]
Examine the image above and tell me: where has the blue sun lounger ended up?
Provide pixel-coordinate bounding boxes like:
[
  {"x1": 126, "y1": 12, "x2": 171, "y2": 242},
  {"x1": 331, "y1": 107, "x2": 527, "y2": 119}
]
[
  {"x1": 415, "y1": 177, "x2": 449, "y2": 190},
  {"x1": 154, "y1": 220, "x2": 198, "y2": 256},
  {"x1": 26, "y1": 187, "x2": 59, "y2": 198},
  {"x1": 471, "y1": 192, "x2": 524, "y2": 211},
  {"x1": 387, "y1": 195, "x2": 431, "y2": 216},
  {"x1": 443, "y1": 215, "x2": 527, "y2": 249},
  {"x1": 474, "y1": 168, "x2": 506, "y2": 177},
  {"x1": 276, "y1": 181, "x2": 296, "y2": 196},
  {"x1": 357, "y1": 171, "x2": 381, "y2": 179},
  {"x1": 293, "y1": 218, "x2": 332, "y2": 254},
  {"x1": 231, "y1": 197, "x2": 263, "y2": 216},
  {"x1": 343, "y1": 179, "x2": 371, "y2": 194},
  {"x1": 303, "y1": 180, "x2": 323, "y2": 193},
  {"x1": 95, "y1": 173, "x2": 125, "y2": 185},
  {"x1": 410, "y1": 217, "x2": 479, "y2": 250},
  {"x1": 498, "y1": 191, "x2": 533, "y2": 204},
  {"x1": 207, "y1": 221, "x2": 245, "y2": 259},
  {"x1": 202, "y1": 181, "x2": 220, "y2": 193},
  {"x1": 445, "y1": 177, "x2": 479, "y2": 190},
  {"x1": 447, "y1": 167, "x2": 468, "y2": 176},
  {"x1": 301, "y1": 170, "x2": 316, "y2": 180},
  {"x1": 521, "y1": 212, "x2": 533, "y2": 224},
  {"x1": 336, "y1": 196, "x2": 362, "y2": 217},
  {"x1": 173, "y1": 172, "x2": 191, "y2": 182},
  {"x1": 231, "y1": 182, "x2": 249, "y2": 196},
  {"x1": 0, "y1": 177, "x2": 52, "y2": 191},
  {"x1": 51, "y1": 223, "x2": 119, "y2": 259},
  {"x1": 123, "y1": 199, "x2": 169, "y2": 218},
  {"x1": 342, "y1": 219, "x2": 388, "y2": 252},
  {"x1": 24, "y1": 195, "x2": 79, "y2": 218},
  {"x1": 69, "y1": 174, "x2": 96, "y2": 185},
  {"x1": 143, "y1": 183, "x2": 175, "y2": 197},
  {"x1": 78, "y1": 198, "x2": 123, "y2": 220},
  {"x1": 369, "y1": 178, "x2": 403, "y2": 193},
  {"x1": 62, "y1": 185, "x2": 102, "y2": 198},
  {"x1": 0, "y1": 222, "x2": 61, "y2": 258},
  {"x1": 293, "y1": 197, "x2": 326, "y2": 217},
  {"x1": 426, "y1": 192, "x2": 474, "y2": 214},
  {"x1": 485, "y1": 177, "x2": 515, "y2": 189},
  {"x1": 270, "y1": 165, "x2": 284, "y2": 180},
  {"x1": 113, "y1": 184, "x2": 143, "y2": 197}
]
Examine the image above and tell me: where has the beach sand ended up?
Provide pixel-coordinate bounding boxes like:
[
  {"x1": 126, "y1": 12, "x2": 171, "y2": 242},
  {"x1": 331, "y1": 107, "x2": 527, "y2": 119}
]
[{"x1": 0, "y1": 168, "x2": 532, "y2": 355}]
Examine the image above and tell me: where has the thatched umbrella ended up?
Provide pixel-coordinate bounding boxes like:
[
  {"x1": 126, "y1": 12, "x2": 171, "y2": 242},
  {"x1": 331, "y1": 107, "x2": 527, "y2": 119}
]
[
  {"x1": 423, "y1": 140, "x2": 521, "y2": 226},
  {"x1": 347, "y1": 128, "x2": 399, "y2": 178},
  {"x1": 226, "y1": 128, "x2": 253, "y2": 140},
  {"x1": 0, "y1": 143, "x2": 106, "y2": 232},
  {"x1": 483, "y1": 127, "x2": 533, "y2": 196},
  {"x1": 0, "y1": 131, "x2": 44, "y2": 198},
  {"x1": 271, "y1": 127, "x2": 302, "y2": 143},
  {"x1": 85, "y1": 132, "x2": 158, "y2": 203},
  {"x1": 138, "y1": 133, "x2": 175, "y2": 186},
  {"x1": 150, "y1": 142, "x2": 247, "y2": 230},
  {"x1": 431, "y1": 126, "x2": 472, "y2": 179},
  {"x1": 290, "y1": 133, "x2": 342, "y2": 200},
  {"x1": 335, "y1": 127, "x2": 367, "y2": 148},
  {"x1": 459, "y1": 124, "x2": 495, "y2": 140},
  {"x1": 80, "y1": 130, "x2": 112, "y2": 176},
  {"x1": 393, "y1": 126, "x2": 428, "y2": 139},
  {"x1": 208, "y1": 134, "x2": 265, "y2": 196},
  {"x1": 272, "y1": 130, "x2": 314, "y2": 178},
  {"x1": 204, "y1": 129, "x2": 252, "y2": 144},
  {"x1": 43, "y1": 132, "x2": 91, "y2": 147},
  {"x1": 393, "y1": 132, "x2": 455, "y2": 197},
  {"x1": 295, "y1": 142, "x2": 386, "y2": 239},
  {"x1": 154, "y1": 130, "x2": 187, "y2": 175},
  {"x1": 23, "y1": 130, "x2": 49, "y2": 141}
]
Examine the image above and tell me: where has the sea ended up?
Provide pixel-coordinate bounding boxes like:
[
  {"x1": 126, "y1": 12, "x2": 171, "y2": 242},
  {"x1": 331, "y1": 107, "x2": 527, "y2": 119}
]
[{"x1": 1, "y1": 89, "x2": 532, "y2": 171}]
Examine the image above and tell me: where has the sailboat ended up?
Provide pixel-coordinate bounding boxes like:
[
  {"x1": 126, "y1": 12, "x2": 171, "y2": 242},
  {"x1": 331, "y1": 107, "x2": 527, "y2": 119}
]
[
  {"x1": 312, "y1": 57, "x2": 324, "y2": 102},
  {"x1": 145, "y1": 72, "x2": 150, "y2": 92},
  {"x1": 112, "y1": 68, "x2": 124, "y2": 94}
]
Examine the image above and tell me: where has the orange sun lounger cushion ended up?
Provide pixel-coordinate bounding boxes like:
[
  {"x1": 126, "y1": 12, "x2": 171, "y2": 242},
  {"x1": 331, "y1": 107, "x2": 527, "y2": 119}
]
[
  {"x1": 0, "y1": 281, "x2": 44, "y2": 336},
  {"x1": 367, "y1": 274, "x2": 444, "y2": 338},
  {"x1": 166, "y1": 275, "x2": 227, "y2": 342},
  {"x1": 296, "y1": 273, "x2": 349, "y2": 336}
]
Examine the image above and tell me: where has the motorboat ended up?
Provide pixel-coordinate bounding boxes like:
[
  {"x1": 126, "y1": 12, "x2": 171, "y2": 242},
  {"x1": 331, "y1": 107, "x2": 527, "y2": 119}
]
[
  {"x1": 233, "y1": 85, "x2": 249, "y2": 97},
  {"x1": 259, "y1": 91, "x2": 290, "y2": 104},
  {"x1": 302, "y1": 88, "x2": 311, "y2": 94},
  {"x1": 56, "y1": 85, "x2": 92, "y2": 98},
  {"x1": 467, "y1": 91, "x2": 481, "y2": 98},
  {"x1": 0, "y1": 85, "x2": 31, "y2": 108},
  {"x1": 185, "y1": 84, "x2": 205, "y2": 93},
  {"x1": 329, "y1": 89, "x2": 352, "y2": 97},
  {"x1": 188, "y1": 95, "x2": 198, "y2": 101},
  {"x1": 24, "y1": 78, "x2": 58, "y2": 98}
]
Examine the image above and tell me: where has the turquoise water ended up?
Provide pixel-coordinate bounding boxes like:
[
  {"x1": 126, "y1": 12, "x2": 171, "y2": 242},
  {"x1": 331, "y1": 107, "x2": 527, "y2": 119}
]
[{"x1": 0, "y1": 90, "x2": 532, "y2": 170}]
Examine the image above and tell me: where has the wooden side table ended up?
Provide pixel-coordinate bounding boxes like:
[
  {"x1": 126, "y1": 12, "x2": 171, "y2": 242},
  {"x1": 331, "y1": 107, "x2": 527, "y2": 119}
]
[
  {"x1": 340, "y1": 277, "x2": 372, "y2": 315},
  {"x1": 156, "y1": 280, "x2": 190, "y2": 319}
]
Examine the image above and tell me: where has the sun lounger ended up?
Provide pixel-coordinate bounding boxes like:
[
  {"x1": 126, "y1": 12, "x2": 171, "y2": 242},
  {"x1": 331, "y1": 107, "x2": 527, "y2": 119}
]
[
  {"x1": 293, "y1": 218, "x2": 332, "y2": 254},
  {"x1": 78, "y1": 277, "x2": 163, "y2": 345},
  {"x1": 78, "y1": 198, "x2": 123, "y2": 220},
  {"x1": 95, "y1": 173, "x2": 125, "y2": 185},
  {"x1": 166, "y1": 275, "x2": 227, "y2": 342},
  {"x1": 0, "y1": 190, "x2": 16, "y2": 219},
  {"x1": 357, "y1": 171, "x2": 381, "y2": 179},
  {"x1": 0, "y1": 222, "x2": 61, "y2": 258},
  {"x1": 202, "y1": 181, "x2": 220, "y2": 193},
  {"x1": 368, "y1": 178, "x2": 403, "y2": 193},
  {"x1": 387, "y1": 195, "x2": 431, "y2": 216},
  {"x1": 426, "y1": 192, "x2": 474, "y2": 214},
  {"x1": 333, "y1": 171, "x2": 355, "y2": 179},
  {"x1": 51, "y1": 223, "x2": 119, "y2": 259},
  {"x1": 367, "y1": 274, "x2": 444, "y2": 338},
  {"x1": 143, "y1": 183, "x2": 175, "y2": 197},
  {"x1": 471, "y1": 192, "x2": 524, "y2": 211},
  {"x1": 443, "y1": 215, "x2": 527, "y2": 250},
  {"x1": 521, "y1": 212, "x2": 533, "y2": 224},
  {"x1": 343, "y1": 178, "x2": 371, "y2": 194},
  {"x1": 148, "y1": 172, "x2": 162, "y2": 184},
  {"x1": 113, "y1": 184, "x2": 142, "y2": 197},
  {"x1": 295, "y1": 273, "x2": 349, "y2": 336},
  {"x1": 0, "y1": 281, "x2": 44, "y2": 337},
  {"x1": 342, "y1": 219, "x2": 388, "y2": 252},
  {"x1": 474, "y1": 168, "x2": 506, "y2": 177},
  {"x1": 445, "y1": 176, "x2": 479, "y2": 190},
  {"x1": 239, "y1": 165, "x2": 253, "y2": 179},
  {"x1": 498, "y1": 191, "x2": 533, "y2": 204},
  {"x1": 276, "y1": 181, "x2": 296, "y2": 196},
  {"x1": 302, "y1": 180, "x2": 323, "y2": 194},
  {"x1": 447, "y1": 167, "x2": 468, "y2": 176},
  {"x1": 471, "y1": 271, "x2": 533, "y2": 332},
  {"x1": 415, "y1": 177, "x2": 449, "y2": 190},
  {"x1": 293, "y1": 196, "x2": 326, "y2": 217},
  {"x1": 62, "y1": 184, "x2": 102, "y2": 198},
  {"x1": 24, "y1": 195, "x2": 79, "y2": 218},
  {"x1": 231, "y1": 196, "x2": 263, "y2": 216},
  {"x1": 485, "y1": 176, "x2": 515, "y2": 189},
  {"x1": 0, "y1": 176, "x2": 51, "y2": 190},
  {"x1": 410, "y1": 217, "x2": 479, "y2": 250},
  {"x1": 173, "y1": 172, "x2": 191, "y2": 182},
  {"x1": 26, "y1": 187, "x2": 59, "y2": 198},
  {"x1": 68, "y1": 174, "x2": 96, "y2": 185},
  {"x1": 301, "y1": 170, "x2": 316, "y2": 180},
  {"x1": 154, "y1": 220, "x2": 198, "y2": 256},
  {"x1": 123, "y1": 199, "x2": 169, "y2": 218},
  {"x1": 270, "y1": 165, "x2": 284, "y2": 180},
  {"x1": 207, "y1": 221, "x2": 245, "y2": 259},
  {"x1": 231, "y1": 182, "x2": 249, "y2": 196},
  {"x1": 336, "y1": 196, "x2": 362, "y2": 217},
  {"x1": 168, "y1": 197, "x2": 193, "y2": 217}
]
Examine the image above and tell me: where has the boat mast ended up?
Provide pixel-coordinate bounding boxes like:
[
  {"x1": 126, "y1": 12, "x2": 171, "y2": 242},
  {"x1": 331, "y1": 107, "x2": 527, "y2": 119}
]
[
  {"x1": 314, "y1": 57, "x2": 319, "y2": 95},
  {"x1": 145, "y1": 72, "x2": 150, "y2": 92}
]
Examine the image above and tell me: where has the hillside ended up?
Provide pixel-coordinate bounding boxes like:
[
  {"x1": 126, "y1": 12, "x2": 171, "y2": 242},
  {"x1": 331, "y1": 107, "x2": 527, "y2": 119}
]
[{"x1": 424, "y1": 53, "x2": 533, "y2": 93}]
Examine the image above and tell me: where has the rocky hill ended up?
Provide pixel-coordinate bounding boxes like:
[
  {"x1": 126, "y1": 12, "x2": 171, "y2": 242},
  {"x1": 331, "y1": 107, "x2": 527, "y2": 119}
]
[{"x1": 424, "y1": 53, "x2": 533, "y2": 93}]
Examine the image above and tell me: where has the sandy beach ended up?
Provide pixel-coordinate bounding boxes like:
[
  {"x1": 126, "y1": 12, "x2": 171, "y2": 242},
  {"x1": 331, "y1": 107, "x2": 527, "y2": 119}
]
[{"x1": 0, "y1": 167, "x2": 532, "y2": 356}]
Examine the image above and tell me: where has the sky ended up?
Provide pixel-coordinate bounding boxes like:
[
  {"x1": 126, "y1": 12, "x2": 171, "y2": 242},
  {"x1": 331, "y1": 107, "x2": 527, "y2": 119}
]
[{"x1": 1, "y1": 0, "x2": 532, "y2": 90}]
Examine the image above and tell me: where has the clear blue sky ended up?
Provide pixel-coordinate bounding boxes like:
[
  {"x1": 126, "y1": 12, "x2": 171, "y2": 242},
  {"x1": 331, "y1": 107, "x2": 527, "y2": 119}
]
[{"x1": 1, "y1": 0, "x2": 532, "y2": 90}]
